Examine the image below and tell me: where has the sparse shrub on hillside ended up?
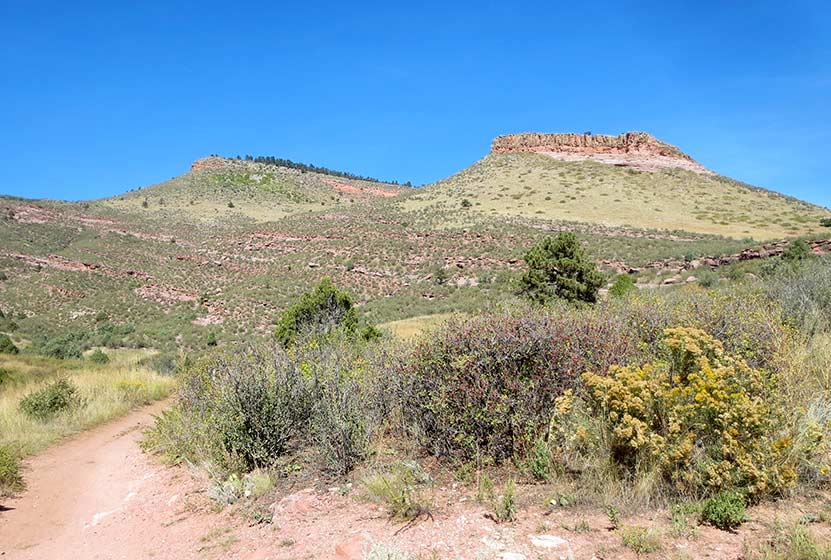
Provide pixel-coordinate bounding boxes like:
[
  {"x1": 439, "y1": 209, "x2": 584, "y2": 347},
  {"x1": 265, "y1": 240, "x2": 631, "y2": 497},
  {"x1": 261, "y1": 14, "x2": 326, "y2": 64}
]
[
  {"x1": 88, "y1": 348, "x2": 110, "y2": 364},
  {"x1": 551, "y1": 328, "x2": 798, "y2": 500},
  {"x1": 94, "y1": 321, "x2": 135, "y2": 348},
  {"x1": 519, "y1": 232, "x2": 604, "y2": 304},
  {"x1": 19, "y1": 379, "x2": 81, "y2": 421},
  {"x1": 609, "y1": 274, "x2": 636, "y2": 298},
  {"x1": 697, "y1": 269, "x2": 719, "y2": 288},
  {"x1": 0, "y1": 444, "x2": 24, "y2": 495},
  {"x1": 0, "y1": 334, "x2": 19, "y2": 354},
  {"x1": 821, "y1": 217, "x2": 831, "y2": 228}
]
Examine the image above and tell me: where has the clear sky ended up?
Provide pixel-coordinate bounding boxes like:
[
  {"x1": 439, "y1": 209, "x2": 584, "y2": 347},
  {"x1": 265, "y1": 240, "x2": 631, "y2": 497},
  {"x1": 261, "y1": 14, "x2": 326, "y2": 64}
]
[{"x1": 1, "y1": 1, "x2": 829, "y2": 206}]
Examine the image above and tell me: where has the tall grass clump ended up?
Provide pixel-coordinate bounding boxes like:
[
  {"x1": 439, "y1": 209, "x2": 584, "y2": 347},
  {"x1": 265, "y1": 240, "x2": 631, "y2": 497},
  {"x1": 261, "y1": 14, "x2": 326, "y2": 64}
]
[
  {"x1": 764, "y1": 256, "x2": 831, "y2": 336},
  {"x1": 0, "y1": 443, "x2": 24, "y2": 495}
]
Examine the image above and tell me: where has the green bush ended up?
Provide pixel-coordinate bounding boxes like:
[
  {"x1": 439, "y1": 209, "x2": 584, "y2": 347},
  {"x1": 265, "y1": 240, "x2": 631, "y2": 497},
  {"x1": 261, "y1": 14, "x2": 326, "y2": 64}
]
[
  {"x1": 88, "y1": 349, "x2": 110, "y2": 364},
  {"x1": 37, "y1": 331, "x2": 88, "y2": 359},
  {"x1": 783, "y1": 239, "x2": 811, "y2": 262},
  {"x1": 609, "y1": 274, "x2": 636, "y2": 298},
  {"x1": 700, "y1": 490, "x2": 746, "y2": 530},
  {"x1": 0, "y1": 334, "x2": 18, "y2": 354},
  {"x1": 275, "y1": 278, "x2": 359, "y2": 347},
  {"x1": 19, "y1": 379, "x2": 81, "y2": 421},
  {"x1": 0, "y1": 444, "x2": 24, "y2": 495},
  {"x1": 519, "y1": 232, "x2": 604, "y2": 304},
  {"x1": 821, "y1": 217, "x2": 831, "y2": 228},
  {"x1": 618, "y1": 525, "x2": 662, "y2": 553}
]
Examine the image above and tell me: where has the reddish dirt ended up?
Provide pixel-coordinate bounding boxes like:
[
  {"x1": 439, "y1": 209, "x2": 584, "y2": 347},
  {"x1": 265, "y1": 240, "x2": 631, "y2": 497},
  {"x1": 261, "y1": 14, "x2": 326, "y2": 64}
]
[
  {"x1": 0, "y1": 400, "x2": 208, "y2": 559},
  {"x1": 324, "y1": 179, "x2": 399, "y2": 198}
]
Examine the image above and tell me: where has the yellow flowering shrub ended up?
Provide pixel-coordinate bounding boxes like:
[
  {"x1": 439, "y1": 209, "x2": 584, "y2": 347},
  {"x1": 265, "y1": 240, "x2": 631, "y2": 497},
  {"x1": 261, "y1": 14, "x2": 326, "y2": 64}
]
[{"x1": 553, "y1": 327, "x2": 800, "y2": 498}]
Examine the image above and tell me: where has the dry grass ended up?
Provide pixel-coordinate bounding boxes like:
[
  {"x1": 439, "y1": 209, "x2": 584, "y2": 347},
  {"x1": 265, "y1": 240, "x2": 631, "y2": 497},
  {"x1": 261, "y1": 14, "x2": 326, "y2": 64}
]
[
  {"x1": 404, "y1": 152, "x2": 830, "y2": 239},
  {"x1": 0, "y1": 350, "x2": 176, "y2": 456},
  {"x1": 378, "y1": 312, "x2": 461, "y2": 339}
]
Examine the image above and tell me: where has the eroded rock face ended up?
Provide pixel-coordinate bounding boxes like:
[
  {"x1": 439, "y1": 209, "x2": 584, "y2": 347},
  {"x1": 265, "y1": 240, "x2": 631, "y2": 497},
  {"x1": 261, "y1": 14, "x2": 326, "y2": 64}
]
[
  {"x1": 190, "y1": 156, "x2": 235, "y2": 172},
  {"x1": 491, "y1": 131, "x2": 713, "y2": 174}
]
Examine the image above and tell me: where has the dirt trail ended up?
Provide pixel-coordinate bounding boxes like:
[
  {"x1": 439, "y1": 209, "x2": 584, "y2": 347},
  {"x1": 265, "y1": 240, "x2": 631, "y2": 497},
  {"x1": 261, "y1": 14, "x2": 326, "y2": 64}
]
[{"x1": 0, "y1": 400, "x2": 217, "y2": 560}]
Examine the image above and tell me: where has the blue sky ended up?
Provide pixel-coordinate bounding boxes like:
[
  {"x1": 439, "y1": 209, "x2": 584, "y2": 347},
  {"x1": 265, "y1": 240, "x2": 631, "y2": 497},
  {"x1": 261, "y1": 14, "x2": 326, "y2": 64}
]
[{"x1": 1, "y1": 1, "x2": 829, "y2": 206}]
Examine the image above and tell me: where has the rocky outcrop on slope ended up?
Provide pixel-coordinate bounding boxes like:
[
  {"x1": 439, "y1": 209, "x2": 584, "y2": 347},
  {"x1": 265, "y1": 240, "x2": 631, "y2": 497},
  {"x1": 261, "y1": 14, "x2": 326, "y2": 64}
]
[{"x1": 491, "y1": 132, "x2": 713, "y2": 174}]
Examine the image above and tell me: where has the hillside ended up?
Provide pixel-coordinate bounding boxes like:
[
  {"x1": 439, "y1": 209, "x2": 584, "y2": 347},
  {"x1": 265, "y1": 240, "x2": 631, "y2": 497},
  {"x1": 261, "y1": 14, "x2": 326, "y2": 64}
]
[
  {"x1": 98, "y1": 156, "x2": 409, "y2": 223},
  {"x1": 403, "y1": 132, "x2": 830, "y2": 239},
  {"x1": 1, "y1": 133, "x2": 829, "y2": 354}
]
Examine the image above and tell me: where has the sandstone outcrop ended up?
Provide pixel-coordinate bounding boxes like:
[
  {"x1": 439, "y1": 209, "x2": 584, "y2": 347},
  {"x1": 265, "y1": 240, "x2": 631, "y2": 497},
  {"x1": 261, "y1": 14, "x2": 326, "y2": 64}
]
[{"x1": 491, "y1": 132, "x2": 713, "y2": 174}]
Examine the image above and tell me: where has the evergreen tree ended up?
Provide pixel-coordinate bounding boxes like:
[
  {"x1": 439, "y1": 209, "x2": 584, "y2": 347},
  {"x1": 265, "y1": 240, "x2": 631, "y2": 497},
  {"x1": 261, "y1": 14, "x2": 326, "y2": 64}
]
[{"x1": 519, "y1": 232, "x2": 604, "y2": 304}]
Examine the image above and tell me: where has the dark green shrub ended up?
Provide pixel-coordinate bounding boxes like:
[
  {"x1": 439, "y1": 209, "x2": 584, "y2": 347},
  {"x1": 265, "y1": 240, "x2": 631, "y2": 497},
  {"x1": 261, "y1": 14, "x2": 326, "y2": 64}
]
[
  {"x1": 0, "y1": 367, "x2": 9, "y2": 385},
  {"x1": 609, "y1": 274, "x2": 636, "y2": 298},
  {"x1": 37, "y1": 331, "x2": 88, "y2": 359},
  {"x1": 821, "y1": 217, "x2": 831, "y2": 228},
  {"x1": 88, "y1": 349, "x2": 110, "y2": 364},
  {"x1": 700, "y1": 491, "x2": 746, "y2": 530},
  {"x1": 783, "y1": 239, "x2": 811, "y2": 262},
  {"x1": 19, "y1": 379, "x2": 80, "y2": 421},
  {"x1": 275, "y1": 278, "x2": 359, "y2": 347},
  {"x1": 0, "y1": 444, "x2": 24, "y2": 495},
  {"x1": 94, "y1": 321, "x2": 135, "y2": 347},
  {"x1": 402, "y1": 308, "x2": 639, "y2": 461},
  {"x1": 0, "y1": 334, "x2": 19, "y2": 355},
  {"x1": 519, "y1": 232, "x2": 604, "y2": 304},
  {"x1": 359, "y1": 323, "x2": 383, "y2": 342}
]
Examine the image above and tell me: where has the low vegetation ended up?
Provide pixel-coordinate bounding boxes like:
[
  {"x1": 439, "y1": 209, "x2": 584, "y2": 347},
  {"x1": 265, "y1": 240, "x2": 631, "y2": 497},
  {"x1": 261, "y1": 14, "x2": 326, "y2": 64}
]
[
  {"x1": 0, "y1": 350, "x2": 176, "y2": 491},
  {"x1": 145, "y1": 254, "x2": 831, "y2": 536}
]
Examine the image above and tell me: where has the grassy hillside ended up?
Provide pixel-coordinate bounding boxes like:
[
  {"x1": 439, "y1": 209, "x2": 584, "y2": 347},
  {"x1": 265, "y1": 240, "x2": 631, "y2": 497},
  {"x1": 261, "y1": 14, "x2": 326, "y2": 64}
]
[
  {"x1": 98, "y1": 157, "x2": 409, "y2": 223},
  {"x1": 402, "y1": 152, "x2": 831, "y2": 239},
  {"x1": 1, "y1": 142, "x2": 828, "y2": 354}
]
